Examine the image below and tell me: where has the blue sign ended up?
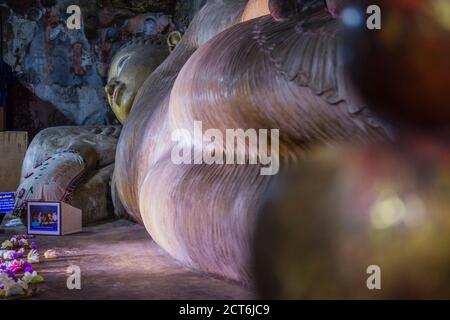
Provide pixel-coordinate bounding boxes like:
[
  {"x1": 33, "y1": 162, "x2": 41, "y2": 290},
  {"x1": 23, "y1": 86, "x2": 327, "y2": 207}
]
[{"x1": 0, "y1": 192, "x2": 15, "y2": 214}]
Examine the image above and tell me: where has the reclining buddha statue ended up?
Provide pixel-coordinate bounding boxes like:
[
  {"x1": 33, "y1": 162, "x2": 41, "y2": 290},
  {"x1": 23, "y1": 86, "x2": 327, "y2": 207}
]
[
  {"x1": 14, "y1": 34, "x2": 171, "y2": 225},
  {"x1": 113, "y1": 0, "x2": 390, "y2": 282}
]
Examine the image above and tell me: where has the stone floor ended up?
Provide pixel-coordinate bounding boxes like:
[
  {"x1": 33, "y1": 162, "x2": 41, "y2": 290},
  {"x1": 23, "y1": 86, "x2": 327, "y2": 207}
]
[{"x1": 0, "y1": 219, "x2": 253, "y2": 300}]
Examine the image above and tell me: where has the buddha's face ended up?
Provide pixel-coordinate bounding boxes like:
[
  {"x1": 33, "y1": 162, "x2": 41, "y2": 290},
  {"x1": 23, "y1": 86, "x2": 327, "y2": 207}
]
[{"x1": 105, "y1": 37, "x2": 170, "y2": 124}]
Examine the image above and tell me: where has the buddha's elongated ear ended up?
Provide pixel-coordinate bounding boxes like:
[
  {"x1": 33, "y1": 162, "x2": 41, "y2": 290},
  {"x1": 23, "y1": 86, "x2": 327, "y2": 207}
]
[{"x1": 167, "y1": 31, "x2": 183, "y2": 52}]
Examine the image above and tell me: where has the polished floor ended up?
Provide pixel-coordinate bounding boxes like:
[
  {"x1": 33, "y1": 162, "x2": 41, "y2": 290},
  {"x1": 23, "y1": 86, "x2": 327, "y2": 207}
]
[{"x1": 1, "y1": 219, "x2": 252, "y2": 300}]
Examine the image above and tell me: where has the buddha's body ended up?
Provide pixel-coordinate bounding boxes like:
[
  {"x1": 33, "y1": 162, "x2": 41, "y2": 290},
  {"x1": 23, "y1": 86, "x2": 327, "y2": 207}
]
[{"x1": 113, "y1": 0, "x2": 389, "y2": 282}]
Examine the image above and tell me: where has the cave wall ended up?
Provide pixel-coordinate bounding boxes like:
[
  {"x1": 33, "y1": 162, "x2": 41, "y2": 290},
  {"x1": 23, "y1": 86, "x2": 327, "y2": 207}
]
[{"x1": 0, "y1": 0, "x2": 205, "y2": 137}]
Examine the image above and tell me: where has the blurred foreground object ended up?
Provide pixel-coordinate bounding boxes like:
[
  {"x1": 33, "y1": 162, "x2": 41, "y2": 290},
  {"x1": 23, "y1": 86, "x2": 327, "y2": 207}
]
[
  {"x1": 254, "y1": 0, "x2": 450, "y2": 299},
  {"x1": 0, "y1": 132, "x2": 28, "y2": 193},
  {"x1": 254, "y1": 141, "x2": 450, "y2": 299},
  {"x1": 344, "y1": 0, "x2": 450, "y2": 130}
]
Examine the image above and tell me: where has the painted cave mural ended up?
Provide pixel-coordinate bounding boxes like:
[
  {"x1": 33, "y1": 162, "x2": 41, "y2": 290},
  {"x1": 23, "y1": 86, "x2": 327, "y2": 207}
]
[{"x1": 0, "y1": 0, "x2": 206, "y2": 137}]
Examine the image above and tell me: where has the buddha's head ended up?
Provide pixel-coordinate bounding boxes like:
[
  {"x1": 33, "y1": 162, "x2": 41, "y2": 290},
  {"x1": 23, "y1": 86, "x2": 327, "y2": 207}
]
[{"x1": 105, "y1": 34, "x2": 171, "y2": 124}]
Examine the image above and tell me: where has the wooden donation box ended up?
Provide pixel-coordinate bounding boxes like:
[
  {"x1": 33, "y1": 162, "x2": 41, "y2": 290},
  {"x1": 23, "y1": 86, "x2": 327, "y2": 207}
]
[
  {"x1": 0, "y1": 132, "x2": 28, "y2": 193},
  {"x1": 27, "y1": 201, "x2": 82, "y2": 236}
]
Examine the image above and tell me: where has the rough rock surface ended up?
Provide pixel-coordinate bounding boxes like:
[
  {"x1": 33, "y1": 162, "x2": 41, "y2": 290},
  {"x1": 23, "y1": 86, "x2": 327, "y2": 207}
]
[{"x1": 0, "y1": 0, "x2": 188, "y2": 134}]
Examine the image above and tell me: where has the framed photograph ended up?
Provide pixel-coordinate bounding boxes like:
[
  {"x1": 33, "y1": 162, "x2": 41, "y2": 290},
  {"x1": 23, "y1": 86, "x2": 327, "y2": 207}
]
[{"x1": 27, "y1": 201, "x2": 61, "y2": 236}]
